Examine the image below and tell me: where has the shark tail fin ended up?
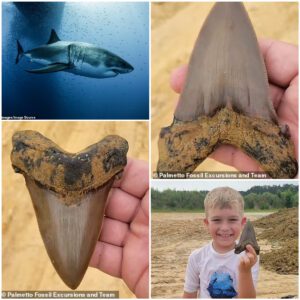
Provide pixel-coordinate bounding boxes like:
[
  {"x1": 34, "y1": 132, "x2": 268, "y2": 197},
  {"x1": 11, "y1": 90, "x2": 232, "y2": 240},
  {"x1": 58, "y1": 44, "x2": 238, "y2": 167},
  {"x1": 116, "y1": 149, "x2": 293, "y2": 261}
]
[{"x1": 16, "y1": 40, "x2": 24, "y2": 64}]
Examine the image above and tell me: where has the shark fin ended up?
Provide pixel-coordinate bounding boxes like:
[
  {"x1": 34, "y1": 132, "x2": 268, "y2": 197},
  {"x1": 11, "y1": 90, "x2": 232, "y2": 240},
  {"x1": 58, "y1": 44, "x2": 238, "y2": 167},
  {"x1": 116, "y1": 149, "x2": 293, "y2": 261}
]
[
  {"x1": 47, "y1": 29, "x2": 60, "y2": 44},
  {"x1": 25, "y1": 63, "x2": 69, "y2": 74},
  {"x1": 16, "y1": 40, "x2": 24, "y2": 64}
]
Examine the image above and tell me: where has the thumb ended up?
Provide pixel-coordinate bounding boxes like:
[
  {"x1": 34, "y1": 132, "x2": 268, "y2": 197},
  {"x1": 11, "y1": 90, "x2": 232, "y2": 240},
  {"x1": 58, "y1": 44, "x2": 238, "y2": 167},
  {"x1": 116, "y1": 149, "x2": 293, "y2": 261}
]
[{"x1": 170, "y1": 65, "x2": 188, "y2": 94}]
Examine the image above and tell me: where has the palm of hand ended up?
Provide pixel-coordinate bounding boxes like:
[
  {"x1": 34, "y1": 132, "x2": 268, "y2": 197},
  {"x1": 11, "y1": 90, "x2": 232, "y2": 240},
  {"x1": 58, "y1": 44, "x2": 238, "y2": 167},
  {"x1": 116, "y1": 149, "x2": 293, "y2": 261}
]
[
  {"x1": 120, "y1": 190, "x2": 149, "y2": 297},
  {"x1": 90, "y1": 159, "x2": 149, "y2": 298}
]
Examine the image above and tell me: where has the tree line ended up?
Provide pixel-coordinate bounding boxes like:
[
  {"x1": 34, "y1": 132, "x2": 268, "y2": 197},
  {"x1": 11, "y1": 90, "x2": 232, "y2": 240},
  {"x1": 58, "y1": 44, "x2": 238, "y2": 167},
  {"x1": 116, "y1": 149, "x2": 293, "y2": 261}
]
[{"x1": 152, "y1": 184, "x2": 298, "y2": 211}]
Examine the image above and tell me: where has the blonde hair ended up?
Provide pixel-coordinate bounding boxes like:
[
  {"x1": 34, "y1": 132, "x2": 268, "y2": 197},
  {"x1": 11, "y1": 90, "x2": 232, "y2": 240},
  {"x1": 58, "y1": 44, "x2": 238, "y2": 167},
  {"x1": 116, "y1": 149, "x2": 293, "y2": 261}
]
[{"x1": 204, "y1": 187, "x2": 244, "y2": 216}]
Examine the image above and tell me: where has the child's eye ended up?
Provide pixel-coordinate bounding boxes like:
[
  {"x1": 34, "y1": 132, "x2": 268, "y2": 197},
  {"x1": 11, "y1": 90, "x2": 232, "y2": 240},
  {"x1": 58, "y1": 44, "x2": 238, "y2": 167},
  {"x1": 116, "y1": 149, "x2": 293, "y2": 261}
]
[
  {"x1": 229, "y1": 218, "x2": 238, "y2": 222},
  {"x1": 212, "y1": 219, "x2": 221, "y2": 222}
]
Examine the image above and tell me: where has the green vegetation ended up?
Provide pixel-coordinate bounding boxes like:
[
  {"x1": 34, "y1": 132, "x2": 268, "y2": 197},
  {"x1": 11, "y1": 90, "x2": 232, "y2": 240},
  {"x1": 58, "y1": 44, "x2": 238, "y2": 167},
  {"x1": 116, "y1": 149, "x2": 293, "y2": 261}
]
[{"x1": 152, "y1": 184, "x2": 298, "y2": 211}]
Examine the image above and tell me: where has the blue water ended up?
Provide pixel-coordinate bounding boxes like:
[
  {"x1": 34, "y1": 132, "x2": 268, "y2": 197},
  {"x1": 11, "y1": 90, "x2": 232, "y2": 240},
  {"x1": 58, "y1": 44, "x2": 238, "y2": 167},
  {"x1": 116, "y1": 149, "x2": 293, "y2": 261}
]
[{"x1": 2, "y1": 2, "x2": 149, "y2": 119}]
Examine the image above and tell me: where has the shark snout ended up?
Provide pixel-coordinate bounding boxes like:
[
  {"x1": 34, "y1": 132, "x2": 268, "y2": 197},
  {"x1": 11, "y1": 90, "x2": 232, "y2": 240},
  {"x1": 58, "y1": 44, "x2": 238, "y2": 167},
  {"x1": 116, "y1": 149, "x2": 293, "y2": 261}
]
[
  {"x1": 107, "y1": 57, "x2": 134, "y2": 74},
  {"x1": 112, "y1": 62, "x2": 134, "y2": 74},
  {"x1": 122, "y1": 63, "x2": 134, "y2": 73}
]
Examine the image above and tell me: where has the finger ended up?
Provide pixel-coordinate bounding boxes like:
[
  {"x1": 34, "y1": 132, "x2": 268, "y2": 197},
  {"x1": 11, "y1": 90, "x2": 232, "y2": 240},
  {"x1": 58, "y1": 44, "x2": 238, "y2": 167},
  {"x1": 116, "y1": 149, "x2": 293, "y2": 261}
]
[
  {"x1": 259, "y1": 39, "x2": 298, "y2": 88},
  {"x1": 210, "y1": 145, "x2": 262, "y2": 172},
  {"x1": 141, "y1": 190, "x2": 149, "y2": 220},
  {"x1": 269, "y1": 83, "x2": 284, "y2": 110},
  {"x1": 242, "y1": 255, "x2": 251, "y2": 267},
  {"x1": 239, "y1": 256, "x2": 246, "y2": 267},
  {"x1": 170, "y1": 65, "x2": 188, "y2": 94},
  {"x1": 89, "y1": 241, "x2": 122, "y2": 277},
  {"x1": 122, "y1": 233, "x2": 149, "y2": 295},
  {"x1": 106, "y1": 187, "x2": 140, "y2": 223},
  {"x1": 113, "y1": 158, "x2": 149, "y2": 199},
  {"x1": 246, "y1": 253, "x2": 256, "y2": 265},
  {"x1": 99, "y1": 217, "x2": 129, "y2": 247},
  {"x1": 246, "y1": 244, "x2": 256, "y2": 256}
]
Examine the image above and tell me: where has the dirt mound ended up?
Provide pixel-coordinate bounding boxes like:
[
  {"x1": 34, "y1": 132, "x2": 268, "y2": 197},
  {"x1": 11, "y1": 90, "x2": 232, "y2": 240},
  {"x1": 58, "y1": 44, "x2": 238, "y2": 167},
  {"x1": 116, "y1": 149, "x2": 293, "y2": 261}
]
[
  {"x1": 254, "y1": 208, "x2": 298, "y2": 274},
  {"x1": 254, "y1": 208, "x2": 298, "y2": 241},
  {"x1": 260, "y1": 240, "x2": 298, "y2": 275}
]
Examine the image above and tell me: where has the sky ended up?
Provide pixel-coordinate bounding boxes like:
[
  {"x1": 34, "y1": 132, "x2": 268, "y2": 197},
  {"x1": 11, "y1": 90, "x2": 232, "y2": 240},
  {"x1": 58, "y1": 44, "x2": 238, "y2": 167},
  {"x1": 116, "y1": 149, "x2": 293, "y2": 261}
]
[{"x1": 151, "y1": 180, "x2": 298, "y2": 192}]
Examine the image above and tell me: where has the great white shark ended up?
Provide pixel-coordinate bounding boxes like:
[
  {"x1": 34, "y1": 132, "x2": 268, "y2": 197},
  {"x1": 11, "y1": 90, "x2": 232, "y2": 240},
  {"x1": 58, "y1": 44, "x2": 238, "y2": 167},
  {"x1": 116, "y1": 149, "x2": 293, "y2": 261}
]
[{"x1": 16, "y1": 29, "x2": 134, "y2": 78}]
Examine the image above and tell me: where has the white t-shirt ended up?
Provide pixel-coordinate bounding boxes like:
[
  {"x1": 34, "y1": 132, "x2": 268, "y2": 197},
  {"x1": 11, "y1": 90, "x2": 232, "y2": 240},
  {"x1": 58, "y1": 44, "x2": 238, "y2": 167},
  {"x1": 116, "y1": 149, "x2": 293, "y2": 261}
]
[{"x1": 184, "y1": 241, "x2": 259, "y2": 298}]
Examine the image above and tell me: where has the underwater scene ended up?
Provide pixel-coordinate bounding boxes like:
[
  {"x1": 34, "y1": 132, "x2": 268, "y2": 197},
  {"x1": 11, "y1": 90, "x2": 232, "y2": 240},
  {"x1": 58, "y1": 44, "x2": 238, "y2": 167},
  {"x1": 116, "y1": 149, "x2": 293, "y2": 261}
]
[{"x1": 2, "y1": 2, "x2": 149, "y2": 119}]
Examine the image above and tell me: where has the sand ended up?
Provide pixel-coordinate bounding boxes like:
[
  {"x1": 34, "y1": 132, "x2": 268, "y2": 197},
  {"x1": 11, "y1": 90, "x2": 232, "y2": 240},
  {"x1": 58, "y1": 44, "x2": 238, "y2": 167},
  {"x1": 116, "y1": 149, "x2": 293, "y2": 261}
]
[
  {"x1": 151, "y1": 3, "x2": 298, "y2": 174},
  {"x1": 151, "y1": 212, "x2": 298, "y2": 298}
]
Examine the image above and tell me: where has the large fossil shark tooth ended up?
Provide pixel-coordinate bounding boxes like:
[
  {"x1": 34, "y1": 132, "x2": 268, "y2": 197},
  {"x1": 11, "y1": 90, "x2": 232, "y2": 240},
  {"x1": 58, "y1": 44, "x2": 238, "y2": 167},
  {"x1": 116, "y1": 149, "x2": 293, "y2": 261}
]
[
  {"x1": 235, "y1": 220, "x2": 260, "y2": 255},
  {"x1": 157, "y1": 2, "x2": 298, "y2": 178},
  {"x1": 11, "y1": 130, "x2": 128, "y2": 289}
]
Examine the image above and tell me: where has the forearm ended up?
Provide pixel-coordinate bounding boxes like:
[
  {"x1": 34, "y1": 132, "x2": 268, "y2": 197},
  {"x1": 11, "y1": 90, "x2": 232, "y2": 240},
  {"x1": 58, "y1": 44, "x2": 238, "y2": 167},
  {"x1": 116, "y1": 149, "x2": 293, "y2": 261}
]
[
  {"x1": 183, "y1": 291, "x2": 198, "y2": 298},
  {"x1": 238, "y1": 270, "x2": 256, "y2": 298}
]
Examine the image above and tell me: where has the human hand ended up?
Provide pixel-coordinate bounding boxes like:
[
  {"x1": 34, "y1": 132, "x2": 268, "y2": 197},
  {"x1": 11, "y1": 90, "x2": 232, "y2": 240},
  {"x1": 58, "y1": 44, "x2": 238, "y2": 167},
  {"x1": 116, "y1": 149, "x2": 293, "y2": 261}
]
[
  {"x1": 170, "y1": 39, "x2": 298, "y2": 172},
  {"x1": 238, "y1": 245, "x2": 258, "y2": 273},
  {"x1": 90, "y1": 158, "x2": 149, "y2": 298}
]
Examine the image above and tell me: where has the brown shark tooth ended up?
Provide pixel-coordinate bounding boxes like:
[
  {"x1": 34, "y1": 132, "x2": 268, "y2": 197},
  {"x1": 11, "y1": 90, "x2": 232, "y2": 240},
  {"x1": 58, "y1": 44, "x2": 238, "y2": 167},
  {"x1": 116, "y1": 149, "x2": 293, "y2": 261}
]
[
  {"x1": 11, "y1": 130, "x2": 128, "y2": 289},
  {"x1": 235, "y1": 220, "x2": 260, "y2": 255},
  {"x1": 157, "y1": 3, "x2": 298, "y2": 178}
]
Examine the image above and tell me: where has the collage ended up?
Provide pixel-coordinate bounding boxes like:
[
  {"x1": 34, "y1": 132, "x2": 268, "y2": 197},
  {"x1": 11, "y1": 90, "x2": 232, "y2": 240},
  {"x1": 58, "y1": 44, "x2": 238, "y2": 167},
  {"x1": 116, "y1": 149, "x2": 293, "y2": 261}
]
[{"x1": 2, "y1": 1, "x2": 299, "y2": 299}]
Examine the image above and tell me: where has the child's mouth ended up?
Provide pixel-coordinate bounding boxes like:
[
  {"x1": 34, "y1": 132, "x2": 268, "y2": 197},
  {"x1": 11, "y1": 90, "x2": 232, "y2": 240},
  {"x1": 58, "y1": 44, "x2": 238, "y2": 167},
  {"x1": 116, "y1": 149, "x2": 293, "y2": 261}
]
[{"x1": 217, "y1": 233, "x2": 233, "y2": 239}]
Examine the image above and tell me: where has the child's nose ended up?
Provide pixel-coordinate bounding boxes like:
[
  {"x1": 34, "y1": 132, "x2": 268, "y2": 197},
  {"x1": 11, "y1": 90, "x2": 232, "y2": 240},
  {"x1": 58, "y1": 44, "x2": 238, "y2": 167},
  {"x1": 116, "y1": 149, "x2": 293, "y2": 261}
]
[{"x1": 220, "y1": 221, "x2": 230, "y2": 230}]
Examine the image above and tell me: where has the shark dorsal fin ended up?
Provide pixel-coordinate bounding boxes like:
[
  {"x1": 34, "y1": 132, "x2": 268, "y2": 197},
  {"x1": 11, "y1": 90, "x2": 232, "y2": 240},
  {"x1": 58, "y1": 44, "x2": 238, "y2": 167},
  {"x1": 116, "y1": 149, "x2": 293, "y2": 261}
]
[{"x1": 47, "y1": 29, "x2": 60, "y2": 44}]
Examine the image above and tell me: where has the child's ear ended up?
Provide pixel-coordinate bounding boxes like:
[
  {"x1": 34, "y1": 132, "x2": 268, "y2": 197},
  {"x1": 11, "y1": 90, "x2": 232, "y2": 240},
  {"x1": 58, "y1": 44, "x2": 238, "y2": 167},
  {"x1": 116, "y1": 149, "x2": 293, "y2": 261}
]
[
  {"x1": 241, "y1": 216, "x2": 247, "y2": 226},
  {"x1": 204, "y1": 218, "x2": 209, "y2": 227}
]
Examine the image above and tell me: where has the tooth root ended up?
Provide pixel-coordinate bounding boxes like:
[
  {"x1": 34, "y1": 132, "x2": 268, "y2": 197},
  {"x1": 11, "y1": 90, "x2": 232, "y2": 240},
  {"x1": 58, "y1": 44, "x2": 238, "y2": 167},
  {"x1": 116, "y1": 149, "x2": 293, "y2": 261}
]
[
  {"x1": 158, "y1": 3, "x2": 298, "y2": 178},
  {"x1": 11, "y1": 130, "x2": 129, "y2": 289},
  {"x1": 11, "y1": 130, "x2": 128, "y2": 205},
  {"x1": 235, "y1": 220, "x2": 260, "y2": 255},
  {"x1": 158, "y1": 108, "x2": 298, "y2": 178},
  {"x1": 26, "y1": 176, "x2": 113, "y2": 289}
]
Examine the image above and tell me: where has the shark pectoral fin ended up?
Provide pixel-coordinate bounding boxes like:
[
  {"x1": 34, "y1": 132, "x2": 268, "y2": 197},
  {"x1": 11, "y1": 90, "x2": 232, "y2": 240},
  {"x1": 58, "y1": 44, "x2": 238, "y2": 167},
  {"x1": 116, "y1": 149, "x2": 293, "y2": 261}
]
[{"x1": 25, "y1": 63, "x2": 70, "y2": 74}]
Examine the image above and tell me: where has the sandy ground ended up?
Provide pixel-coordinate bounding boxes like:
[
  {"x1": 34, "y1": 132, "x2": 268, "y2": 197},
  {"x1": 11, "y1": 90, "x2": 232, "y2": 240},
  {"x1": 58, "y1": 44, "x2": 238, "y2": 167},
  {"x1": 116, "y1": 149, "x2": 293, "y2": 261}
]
[
  {"x1": 151, "y1": 212, "x2": 298, "y2": 298},
  {"x1": 151, "y1": 3, "x2": 298, "y2": 174},
  {"x1": 2, "y1": 121, "x2": 148, "y2": 296}
]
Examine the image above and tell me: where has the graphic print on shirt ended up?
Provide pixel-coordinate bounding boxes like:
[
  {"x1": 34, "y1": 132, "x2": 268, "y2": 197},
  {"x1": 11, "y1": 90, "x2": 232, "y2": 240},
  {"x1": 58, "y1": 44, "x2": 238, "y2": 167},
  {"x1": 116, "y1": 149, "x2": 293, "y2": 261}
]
[{"x1": 207, "y1": 266, "x2": 237, "y2": 298}]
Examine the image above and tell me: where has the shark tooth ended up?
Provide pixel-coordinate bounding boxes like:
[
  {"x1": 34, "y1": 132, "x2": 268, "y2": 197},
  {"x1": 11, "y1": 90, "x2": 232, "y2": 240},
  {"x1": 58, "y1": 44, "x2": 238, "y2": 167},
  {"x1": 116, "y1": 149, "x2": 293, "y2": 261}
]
[
  {"x1": 235, "y1": 220, "x2": 260, "y2": 255},
  {"x1": 157, "y1": 3, "x2": 298, "y2": 178},
  {"x1": 11, "y1": 130, "x2": 128, "y2": 289}
]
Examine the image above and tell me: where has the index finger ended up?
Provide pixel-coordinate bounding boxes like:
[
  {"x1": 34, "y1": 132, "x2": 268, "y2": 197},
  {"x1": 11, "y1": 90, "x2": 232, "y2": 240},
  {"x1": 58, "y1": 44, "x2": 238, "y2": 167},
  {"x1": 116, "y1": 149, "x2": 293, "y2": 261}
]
[
  {"x1": 246, "y1": 244, "x2": 257, "y2": 257},
  {"x1": 113, "y1": 158, "x2": 149, "y2": 199},
  {"x1": 259, "y1": 39, "x2": 298, "y2": 88}
]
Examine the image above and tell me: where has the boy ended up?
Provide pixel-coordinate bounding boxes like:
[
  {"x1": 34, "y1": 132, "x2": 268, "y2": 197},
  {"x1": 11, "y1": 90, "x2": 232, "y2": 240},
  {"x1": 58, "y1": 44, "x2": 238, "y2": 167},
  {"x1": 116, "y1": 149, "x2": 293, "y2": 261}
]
[{"x1": 183, "y1": 187, "x2": 259, "y2": 298}]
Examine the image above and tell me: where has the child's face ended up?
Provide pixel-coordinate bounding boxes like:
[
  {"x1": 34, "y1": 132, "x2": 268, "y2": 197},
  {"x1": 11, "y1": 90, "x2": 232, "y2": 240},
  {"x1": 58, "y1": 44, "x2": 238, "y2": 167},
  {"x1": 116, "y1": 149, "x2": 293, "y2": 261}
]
[{"x1": 204, "y1": 205, "x2": 246, "y2": 253}]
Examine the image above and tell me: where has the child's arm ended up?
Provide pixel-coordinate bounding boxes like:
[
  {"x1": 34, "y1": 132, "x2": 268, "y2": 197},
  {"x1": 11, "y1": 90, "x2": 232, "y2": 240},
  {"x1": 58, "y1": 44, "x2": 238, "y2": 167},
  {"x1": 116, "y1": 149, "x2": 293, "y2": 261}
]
[
  {"x1": 183, "y1": 291, "x2": 198, "y2": 298},
  {"x1": 183, "y1": 251, "x2": 200, "y2": 298},
  {"x1": 237, "y1": 245, "x2": 258, "y2": 298}
]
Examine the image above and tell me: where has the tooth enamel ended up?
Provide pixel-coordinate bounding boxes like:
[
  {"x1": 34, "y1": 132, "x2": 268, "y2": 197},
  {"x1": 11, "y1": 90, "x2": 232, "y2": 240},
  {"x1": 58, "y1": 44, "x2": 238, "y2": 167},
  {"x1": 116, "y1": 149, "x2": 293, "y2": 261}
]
[
  {"x1": 157, "y1": 3, "x2": 298, "y2": 178},
  {"x1": 235, "y1": 220, "x2": 260, "y2": 255},
  {"x1": 11, "y1": 130, "x2": 129, "y2": 289}
]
